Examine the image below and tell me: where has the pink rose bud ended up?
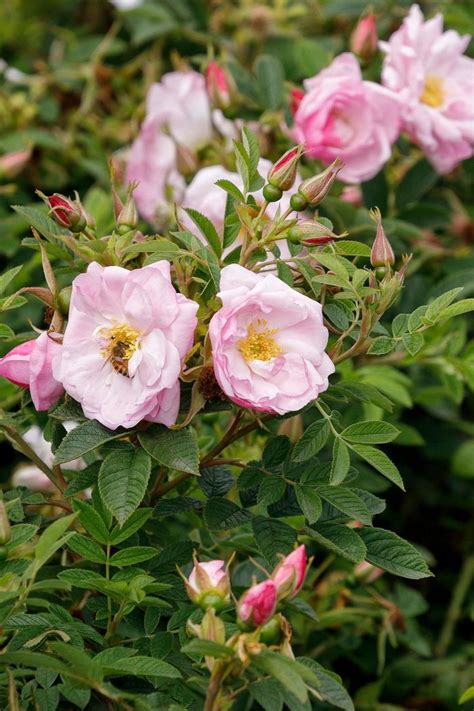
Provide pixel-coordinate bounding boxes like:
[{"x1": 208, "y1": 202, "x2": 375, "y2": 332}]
[
  {"x1": 298, "y1": 157, "x2": 344, "y2": 206},
  {"x1": 0, "y1": 333, "x2": 63, "y2": 411},
  {"x1": 238, "y1": 579, "x2": 277, "y2": 627},
  {"x1": 290, "y1": 88, "x2": 304, "y2": 116},
  {"x1": 340, "y1": 185, "x2": 363, "y2": 207},
  {"x1": 267, "y1": 145, "x2": 304, "y2": 191},
  {"x1": 351, "y1": 13, "x2": 378, "y2": 61},
  {"x1": 395, "y1": 253, "x2": 412, "y2": 287},
  {"x1": 185, "y1": 559, "x2": 231, "y2": 610},
  {"x1": 205, "y1": 61, "x2": 231, "y2": 109},
  {"x1": 272, "y1": 545, "x2": 307, "y2": 599},
  {"x1": 287, "y1": 220, "x2": 344, "y2": 246},
  {"x1": 370, "y1": 207, "x2": 394, "y2": 267},
  {"x1": 0, "y1": 148, "x2": 31, "y2": 179},
  {"x1": 117, "y1": 184, "x2": 138, "y2": 232},
  {"x1": 44, "y1": 193, "x2": 87, "y2": 232},
  {"x1": 354, "y1": 560, "x2": 384, "y2": 583}
]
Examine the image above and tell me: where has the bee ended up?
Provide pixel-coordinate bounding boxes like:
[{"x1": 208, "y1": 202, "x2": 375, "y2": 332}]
[{"x1": 107, "y1": 337, "x2": 131, "y2": 377}]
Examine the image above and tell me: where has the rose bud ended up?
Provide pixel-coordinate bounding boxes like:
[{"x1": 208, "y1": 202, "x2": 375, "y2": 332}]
[
  {"x1": 117, "y1": 184, "x2": 139, "y2": 233},
  {"x1": 271, "y1": 545, "x2": 307, "y2": 600},
  {"x1": 290, "y1": 87, "x2": 304, "y2": 116},
  {"x1": 395, "y1": 253, "x2": 412, "y2": 287},
  {"x1": 350, "y1": 12, "x2": 378, "y2": 62},
  {"x1": 0, "y1": 501, "x2": 11, "y2": 545},
  {"x1": 340, "y1": 185, "x2": 363, "y2": 207},
  {"x1": 297, "y1": 157, "x2": 344, "y2": 206},
  {"x1": 205, "y1": 60, "x2": 231, "y2": 109},
  {"x1": 287, "y1": 220, "x2": 344, "y2": 246},
  {"x1": 370, "y1": 207, "x2": 395, "y2": 268},
  {"x1": 354, "y1": 560, "x2": 384, "y2": 584},
  {"x1": 267, "y1": 144, "x2": 304, "y2": 192},
  {"x1": 238, "y1": 579, "x2": 277, "y2": 627},
  {"x1": 184, "y1": 558, "x2": 230, "y2": 610},
  {"x1": 0, "y1": 148, "x2": 31, "y2": 179},
  {"x1": 38, "y1": 192, "x2": 87, "y2": 232}
]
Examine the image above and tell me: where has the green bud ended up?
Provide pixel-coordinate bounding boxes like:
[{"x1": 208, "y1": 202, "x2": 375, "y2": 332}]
[
  {"x1": 0, "y1": 501, "x2": 11, "y2": 545},
  {"x1": 199, "y1": 591, "x2": 226, "y2": 612},
  {"x1": 57, "y1": 286, "x2": 72, "y2": 316},
  {"x1": 289, "y1": 193, "x2": 308, "y2": 212},
  {"x1": 263, "y1": 184, "x2": 283, "y2": 202},
  {"x1": 259, "y1": 616, "x2": 282, "y2": 645}
]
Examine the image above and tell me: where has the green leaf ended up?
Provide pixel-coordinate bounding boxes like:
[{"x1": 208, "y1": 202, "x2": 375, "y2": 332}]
[
  {"x1": 109, "y1": 508, "x2": 153, "y2": 545},
  {"x1": 0, "y1": 323, "x2": 14, "y2": 339},
  {"x1": 72, "y1": 499, "x2": 110, "y2": 544},
  {"x1": 341, "y1": 421, "x2": 400, "y2": 445},
  {"x1": 154, "y1": 496, "x2": 201, "y2": 517},
  {"x1": 307, "y1": 522, "x2": 366, "y2": 563},
  {"x1": 395, "y1": 158, "x2": 438, "y2": 209},
  {"x1": 67, "y1": 533, "x2": 106, "y2": 564},
  {"x1": 258, "y1": 476, "x2": 286, "y2": 506},
  {"x1": 204, "y1": 498, "x2": 251, "y2": 530},
  {"x1": 109, "y1": 546, "x2": 158, "y2": 567},
  {"x1": 402, "y1": 332, "x2": 424, "y2": 356},
  {"x1": 459, "y1": 686, "x2": 474, "y2": 705},
  {"x1": 295, "y1": 485, "x2": 322, "y2": 524},
  {"x1": 317, "y1": 485, "x2": 371, "y2": 525},
  {"x1": 102, "y1": 655, "x2": 181, "y2": 679},
  {"x1": 423, "y1": 287, "x2": 464, "y2": 324},
  {"x1": 54, "y1": 420, "x2": 127, "y2": 464},
  {"x1": 250, "y1": 679, "x2": 284, "y2": 711},
  {"x1": 292, "y1": 420, "x2": 330, "y2": 462},
  {"x1": 334, "y1": 240, "x2": 371, "y2": 257},
  {"x1": 98, "y1": 448, "x2": 151, "y2": 526},
  {"x1": 252, "y1": 516, "x2": 296, "y2": 566},
  {"x1": 35, "y1": 513, "x2": 77, "y2": 563},
  {"x1": 437, "y1": 298, "x2": 474, "y2": 322},
  {"x1": 252, "y1": 650, "x2": 308, "y2": 704},
  {"x1": 181, "y1": 639, "x2": 234, "y2": 658},
  {"x1": 357, "y1": 527, "x2": 432, "y2": 579},
  {"x1": 0, "y1": 265, "x2": 23, "y2": 296},
  {"x1": 368, "y1": 337, "x2": 396, "y2": 355},
  {"x1": 351, "y1": 445, "x2": 405, "y2": 490},
  {"x1": 215, "y1": 179, "x2": 246, "y2": 203},
  {"x1": 330, "y1": 438, "x2": 351, "y2": 485},
  {"x1": 183, "y1": 207, "x2": 222, "y2": 257},
  {"x1": 138, "y1": 425, "x2": 199, "y2": 475},
  {"x1": 64, "y1": 464, "x2": 99, "y2": 496},
  {"x1": 298, "y1": 658, "x2": 354, "y2": 711},
  {"x1": 314, "y1": 252, "x2": 350, "y2": 281},
  {"x1": 263, "y1": 436, "x2": 291, "y2": 468},
  {"x1": 199, "y1": 466, "x2": 234, "y2": 497},
  {"x1": 12, "y1": 205, "x2": 65, "y2": 241},
  {"x1": 255, "y1": 55, "x2": 284, "y2": 110},
  {"x1": 392, "y1": 313, "x2": 409, "y2": 337}
]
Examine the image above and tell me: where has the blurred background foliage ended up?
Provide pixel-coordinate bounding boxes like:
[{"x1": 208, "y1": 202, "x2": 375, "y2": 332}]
[{"x1": 0, "y1": 0, "x2": 473, "y2": 709}]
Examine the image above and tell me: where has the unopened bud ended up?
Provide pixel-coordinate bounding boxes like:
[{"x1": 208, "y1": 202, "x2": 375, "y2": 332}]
[
  {"x1": 370, "y1": 207, "x2": 394, "y2": 267},
  {"x1": 175, "y1": 143, "x2": 198, "y2": 176},
  {"x1": 290, "y1": 87, "x2": 304, "y2": 116},
  {"x1": 350, "y1": 13, "x2": 378, "y2": 62},
  {"x1": 271, "y1": 545, "x2": 307, "y2": 600},
  {"x1": 182, "y1": 556, "x2": 231, "y2": 611},
  {"x1": 117, "y1": 184, "x2": 138, "y2": 233},
  {"x1": 267, "y1": 145, "x2": 304, "y2": 191},
  {"x1": 57, "y1": 286, "x2": 72, "y2": 315},
  {"x1": 298, "y1": 157, "x2": 344, "y2": 206},
  {"x1": 238, "y1": 580, "x2": 277, "y2": 628},
  {"x1": 289, "y1": 193, "x2": 308, "y2": 212},
  {"x1": 205, "y1": 61, "x2": 231, "y2": 109},
  {"x1": 288, "y1": 220, "x2": 344, "y2": 246},
  {"x1": 262, "y1": 184, "x2": 283, "y2": 203},
  {"x1": 395, "y1": 254, "x2": 412, "y2": 286},
  {"x1": 0, "y1": 148, "x2": 31, "y2": 179},
  {"x1": 0, "y1": 500, "x2": 11, "y2": 545},
  {"x1": 38, "y1": 191, "x2": 88, "y2": 233}
]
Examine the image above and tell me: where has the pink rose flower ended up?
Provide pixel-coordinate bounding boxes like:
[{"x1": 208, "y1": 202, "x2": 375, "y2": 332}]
[
  {"x1": 272, "y1": 545, "x2": 307, "y2": 599},
  {"x1": 185, "y1": 559, "x2": 230, "y2": 607},
  {"x1": 238, "y1": 579, "x2": 277, "y2": 626},
  {"x1": 380, "y1": 4, "x2": 474, "y2": 174},
  {"x1": 53, "y1": 261, "x2": 198, "y2": 430},
  {"x1": 126, "y1": 70, "x2": 213, "y2": 223},
  {"x1": 0, "y1": 332, "x2": 63, "y2": 411},
  {"x1": 209, "y1": 265, "x2": 334, "y2": 414},
  {"x1": 351, "y1": 13, "x2": 378, "y2": 61},
  {"x1": 293, "y1": 53, "x2": 401, "y2": 183}
]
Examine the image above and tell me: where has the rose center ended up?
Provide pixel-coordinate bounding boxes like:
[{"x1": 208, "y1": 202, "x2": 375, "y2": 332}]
[
  {"x1": 101, "y1": 324, "x2": 141, "y2": 377},
  {"x1": 238, "y1": 320, "x2": 282, "y2": 362},
  {"x1": 420, "y1": 74, "x2": 445, "y2": 108}
]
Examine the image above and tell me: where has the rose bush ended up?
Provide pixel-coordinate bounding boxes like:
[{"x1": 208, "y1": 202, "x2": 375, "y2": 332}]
[{"x1": 0, "y1": 2, "x2": 473, "y2": 710}]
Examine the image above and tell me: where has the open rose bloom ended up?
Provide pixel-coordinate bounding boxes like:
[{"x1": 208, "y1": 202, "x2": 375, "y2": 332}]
[
  {"x1": 380, "y1": 4, "x2": 474, "y2": 174},
  {"x1": 53, "y1": 261, "x2": 198, "y2": 430},
  {"x1": 209, "y1": 265, "x2": 334, "y2": 414}
]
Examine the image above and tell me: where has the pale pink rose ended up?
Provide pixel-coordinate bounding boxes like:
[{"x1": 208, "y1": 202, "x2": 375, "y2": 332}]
[
  {"x1": 340, "y1": 185, "x2": 363, "y2": 207},
  {"x1": 380, "y1": 4, "x2": 474, "y2": 174},
  {"x1": 185, "y1": 559, "x2": 230, "y2": 605},
  {"x1": 53, "y1": 261, "x2": 198, "y2": 430},
  {"x1": 209, "y1": 265, "x2": 334, "y2": 414},
  {"x1": 0, "y1": 333, "x2": 63, "y2": 411},
  {"x1": 272, "y1": 545, "x2": 307, "y2": 599},
  {"x1": 293, "y1": 53, "x2": 401, "y2": 183},
  {"x1": 126, "y1": 70, "x2": 213, "y2": 223},
  {"x1": 238, "y1": 579, "x2": 277, "y2": 626}
]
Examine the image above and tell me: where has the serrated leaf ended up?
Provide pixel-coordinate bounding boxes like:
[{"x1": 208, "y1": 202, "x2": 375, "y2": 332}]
[
  {"x1": 357, "y1": 527, "x2": 432, "y2": 579},
  {"x1": 307, "y1": 522, "x2": 366, "y2": 563},
  {"x1": 437, "y1": 298, "x2": 474, "y2": 322},
  {"x1": 252, "y1": 515, "x2": 296, "y2": 565},
  {"x1": 392, "y1": 313, "x2": 409, "y2": 337},
  {"x1": 204, "y1": 498, "x2": 251, "y2": 530},
  {"x1": 98, "y1": 448, "x2": 151, "y2": 526},
  {"x1": 102, "y1": 655, "x2": 181, "y2": 678},
  {"x1": 330, "y1": 438, "x2": 351, "y2": 485},
  {"x1": 315, "y1": 252, "x2": 350, "y2": 281},
  {"x1": 109, "y1": 546, "x2": 158, "y2": 567},
  {"x1": 334, "y1": 240, "x2": 371, "y2": 257},
  {"x1": 317, "y1": 485, "x2": 371, "y2": 525},
  {"x1": 258, "y1": 476, "x2": 286, "y2": 506},
  {"x1": 181, "y1": 639, "x2": 234, "y2": 658},
  {"x1": 72, "y1": 499, "x2": 110, "y2": 544},
  {"x1": 423, "y1": 287, "x2": 464, "y2": 324},
  {"x1": 402, "y1": 332, "x2": 424, "y2": 356},
  {"x1": 341, "y1": 421, "x2": 400, "y2": 445},
  {"x1": 109, "y1": 508, "x2": 153, "y2": 545},
  {"x1": 215, "y1": 179, "x2": 245, "y2": 203},
  {"x1": 199, "y1": 466, "x2": 234, "y2": 497},
  {"x1": 263, "y1": 435, "x2": 291, "y2": 468},
  {"x1": 183, "y1": 207, "x2": 222, "y2": 257},
  {"x1": 154, "y1": 496, "x2": 201, "y2": 517},
  {"x1": 351, "y1": 445, "x2": 404, "y2": 490},
  {"x1": 64, "y1": 464, "x2": 99, "y2": 496},
  {"x1": 292, "y1": 420, "x2": 330, "y2": 462},
  {"x1": 298, "y1": 658, "x2": 354, "y2": 711},
  {"x1": 368, "y1": 337, "x2": 396, "y2": 355},
  {"x1": 255, "y1": 55, "x2": 284, "y2": 110},
  {"x1": 138, "y1": 425, "x2": 199, "y2": 475},
  {"x1": 295, "y1": 485, "x2": 322, "y2": 524},
  {"x1": 252, "y1": 650, "x2": 308, "y2": 704},
  {"x1": 67, "y1": 534, "x2": 106, "y2": 564},
  {"x1": 35, "y1": 513, "x2": 77, "y2": 563},
  {"x1": 12, "y1": 205, "x2": 64, "y2": 241},
  {"x1": 0, "y1": 265, "x2": 23, "y2": 296},
  {"x1": 54, "y1": 420, "x2": 127, "y2": 464}
]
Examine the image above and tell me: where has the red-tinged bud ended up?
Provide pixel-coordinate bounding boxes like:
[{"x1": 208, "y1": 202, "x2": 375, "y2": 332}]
[
  {"x1": 0, "y1": 500, "x2": 11, "y2": 545},
  {"x1": 268, "y1": 144, "x2": 304, "y2": 191},
  {"x1": 298, "y1": 157, "x2": 344, "y2": 206},
  {"x1": 351, "y1": 13, "x2": 378, "y2": 62},
  {"x1": 117, "y1": 183, "x2": 139, "y2": 233},
  {"x1": 37, "y1": 191, "x2": 88, "y2": 232},
  {"x1": 206, "y1": 61, "x2": 231, "y2": 109},
  {"x1": 271, "y1": 545, "x2": 307, "y2": 600},
  {"x1": 238, "y1": 579, "x2": 277, "y2": 627},
  {"x1": 395, "y1": 253, "x2": 412, "y2": 286},
  {"x1": 288, "y1": 220, "x2": 345, "y2": 246},
  {"x1": 290, "y1": 87, "x2": 304, "y2": 116},
  {"x1": 0, "y1": 148, "x2": 31, "y2": 179},
  {"x1": 354, "y1": 560, "x2": 384, "y2": 583},
  {"x1": 340, "y1": 185, "x2": 363, "y2": 207},
  {"x1": 183, "y1": 557, "x2": 230, "y2": 611},
  {"x1": 370, "y1": 207, "x2": 395, "y2": 267}
]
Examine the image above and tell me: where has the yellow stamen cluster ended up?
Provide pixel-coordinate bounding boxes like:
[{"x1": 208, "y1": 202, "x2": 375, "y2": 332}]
[
  {"x1": 420, "y1": 74, "x2": 445, "y2": 108},
  {"x1": 101, "y1": 324, "x2": 141, "y2": 373},
  {"x1": 238, "y1": 320, "x2": 282, "y2": 362}
]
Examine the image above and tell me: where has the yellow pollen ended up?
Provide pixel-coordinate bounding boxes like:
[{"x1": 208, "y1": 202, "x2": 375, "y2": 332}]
[
  {"x1": 238, "y1": 320, "x2": 282, "y2": 362},
  {"x1": 420, "y1": 74, "x2": 445, "y2": 108},
  {"x1": 101, "y1": 324, "x2": 141, "y2": 375}
]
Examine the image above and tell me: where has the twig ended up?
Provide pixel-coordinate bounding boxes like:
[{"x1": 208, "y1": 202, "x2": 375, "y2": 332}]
[{"x1": 435, "y1": 554, "x2": 474, "y2": 657}]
